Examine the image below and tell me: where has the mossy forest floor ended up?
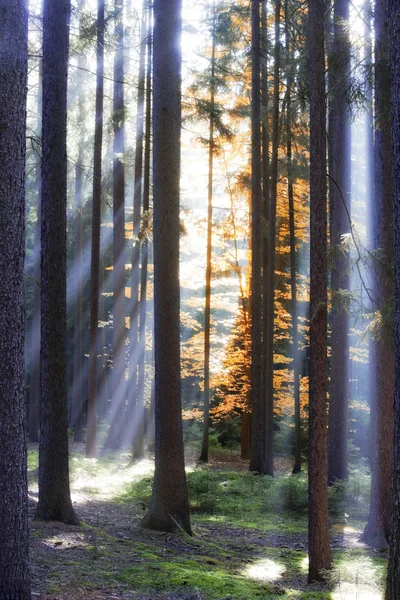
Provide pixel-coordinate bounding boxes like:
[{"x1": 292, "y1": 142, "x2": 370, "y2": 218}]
[{"x1": 28, "y1": 443, "x2": 386, "y2": 600}]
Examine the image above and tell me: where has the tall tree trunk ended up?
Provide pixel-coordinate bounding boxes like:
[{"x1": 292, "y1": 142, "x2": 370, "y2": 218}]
[
  {"x1": 200, "y1": 4, "x2": 216, "y2": 464},
  {"x1": 308, "y1": 0, "x2": 332, "y2": 582},
  {"x1": 260, "y1": 0, "x2": 271, "y2": 469},
  {"x1": 131, "y1": 0, "x2": 147, "y2": 458},
  {"x1": 0, "y1": 2, "x2": 31, "y2": 596},
  {"x1": 138, "y1": 3, "x2": 152, "y2": 454},
  {"x1": 106, "y1": 0, "x2": 127, "y2": 449},
  {"x1": 327, "y1": 0, "x2": 351, "y2": 484},
  {"x1": 386, "y1": 2, "x2": 400, "y2": 595},
  {"x1": 284, "y1": 0, "x2": 301, "y2": 474},
  {"x1": 264, "y1": 0, "x2": 281, "y2": 475},
  {"x1": 361, "y1": 0, "x2": 394, "y2": 548},
  {"x1": 142, "y1": 0, "x2": 192, "y2": 534},
  {"x1": 72, "y1": 63, "x2": 85, "y2": 443},
  {"x1": 250, "y1": 0, "x2": 265, "y2": 475},
  {"x1": 87, "y1": 0, "x2": 105, "y2": 458},
  {"x1": 28, "y1": 57, "x2": 42, "y2": 443},
  {"x1": 36, "y1": 0, "x2": 78, "y2": 525}
]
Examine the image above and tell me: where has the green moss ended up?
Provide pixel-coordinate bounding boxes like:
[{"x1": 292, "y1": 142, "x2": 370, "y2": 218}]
[{"x1": 115, "y1": 556, "x2": 277, "y2": 599}]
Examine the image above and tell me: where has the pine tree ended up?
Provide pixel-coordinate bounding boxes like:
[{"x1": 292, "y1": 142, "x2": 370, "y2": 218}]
[
  {"x1": 36, "y1": 0, "x2": 78, "y2": 525},
  {"x1": 142, "y1": 0, "x2": 191, "y2": 534},
  {"x1": 0, "y1": 2, "x2": 31, "y2": 597}
]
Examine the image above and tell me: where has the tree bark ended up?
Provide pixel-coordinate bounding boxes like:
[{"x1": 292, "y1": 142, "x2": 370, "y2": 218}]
[
  {"x1": 250, "y1": 0, "x2": 265, "y2": 475},
  {"x1": 308, "y1": 0, "x2": 332, "y2": 582},
  {"x1": 0, "y1": 2, "x2": 31, "y2": 597},
  {"x1": 35, "y1": 0, "x2": 78, "y2": 525},
  {"x1": 200, "y1": 4, "x2": 216, "y2": 464},
  {"x1": 87, "y1": 0, "x2": 105, "y2": 458},
  {"x1": 284, "y1": 0, "x2": 301, "y2": 474},
  {"x1": 142, "y1": 0, "x2": 191, "y2": 534},
  {"x1": 72, "y1": 61, "x2": 85, "y2": 443},
  {"x1": 386, "y1": 1, "x2": 400, "y2": 596},
  {"x1": 327, "y1": 0, "x2": 351, "y2": 484},
  {"x1": 106, "y1": 0, "x2": 127, "y2": 449},
  {"x1": 360, "y1": 0, "x2": 394, "y2": 548}
]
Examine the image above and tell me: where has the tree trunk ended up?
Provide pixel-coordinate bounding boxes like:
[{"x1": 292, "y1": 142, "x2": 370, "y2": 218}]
[
  {"x1": 87, "y1": 0, "x2": 105, "y2": 458},
  {"x1": 0, "y1": 2, "x2": 31, "y2": 597},
  {"x1": 385, "y1": 1, "x2": 400, "y2": 595},
  {"x1": 36, "y1": 0, "x2": 78, "y2": 525},
  {"x1": 360, "y1": 0, "x2": 394, "y2": 548},
  {"x1": 131, "y1": 0, "x2": 147, "y2": 458},
  {"x1": 142, "y1": 0, "x2": 191, "y2": 534},
  {"x1": 327, "y1": 0, "x2": 351, "y2": 484},
  {"x1": 106, "y1": 0, "x2": 127, "y2": 449},
  {"x1": 200, "y1": 4, "x2": 216, "y2": 464},
  {"x1": 264, "y1": 0, "x2": 281, "y2": 476},
  {"x1": 250, "y1": 0, "x2": 265, "y2": 475},
  {"x1": 72, "y1": 64, "x2": 85, "y2": 443},
  {"x1": 284, "y1": 0, "x2": 301, "y2": 474},
  {"x1": 138, "y1": 3, "x2": 152, "y2": 455},
  {"x1": 308, "y1": 0, "x2": 332, "y2": 582}
]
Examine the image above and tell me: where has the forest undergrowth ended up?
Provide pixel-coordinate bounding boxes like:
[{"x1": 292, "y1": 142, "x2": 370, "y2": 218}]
[{"x1": 28, "y1": 443, "x2": 386, "y2": 600}]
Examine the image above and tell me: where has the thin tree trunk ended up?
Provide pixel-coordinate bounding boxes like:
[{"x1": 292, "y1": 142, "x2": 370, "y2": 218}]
[
  {"x1": 260, "y1": 0, "x2": 271, "y2": 469},
  {"x1": 106, "y1": 0, "x2": 127, "y2": 449},
  {"x1": 28, "y1": 58, "x2": 42, "y2": 443},
  {"x1": 87, "y1": 0, "x2": 105, "y2": 458},
  {"x1": 36, "y1": 0, "x2": 78, "y2": 525},
  {"x1": 308, "y1": 0, "x2": 332, "y2": 582},
  {"x1": 284, "y1": 0, "x2": 301, "y2": 474},
  {"x1": 264, "y1": 0, "x2": 281, "y2": 476},
  {"x1": 0, "y1": 2, "x2": 31, "y2": 596},
  {"x1": 142, "y1": 0, "x2": 191, "y2": 534},
  {"x1": 360, "y1": 0, "x2": 394, "y2": 548},
  {"x1": 250, "y1": 0, "x2": 265, "y2": 475},
  {"x1": 327, "y1": 0, "x2": 351, "y2": 484},
  {"x1": 385, "y1": 2, "x2": 400, "y2": 595},
  {"x1": 131, "y1": 0, "x2": 147, "y2": 458},
  {"x1": 200, "y1": 3, "x2": 216, "y2": 464},
  {"x1": 72, "y1": 64, "x2": 85, "y2": 443},
  {"x1": 138, "y1": 2, "x2": 152, "y2": 455}
]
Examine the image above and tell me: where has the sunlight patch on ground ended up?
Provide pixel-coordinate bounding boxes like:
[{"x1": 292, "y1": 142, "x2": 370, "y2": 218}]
[
  {"x1": 42, "y1": 532, "x2": 89, "y2": 550},
  {"x1": 70, "y1": 456, "x2": 154, "y2": 503},
  {"x1": 329, "y1": 556, "x2": 384, "y2": 600},
  {"x1": 244, "y1": 558, "x2": 285, "y2": 582}
]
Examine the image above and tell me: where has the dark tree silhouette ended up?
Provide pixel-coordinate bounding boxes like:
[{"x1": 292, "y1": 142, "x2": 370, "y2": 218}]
[
  {"x1": 87, "y1": 0, "x2": 105, "y2": 458},
  {"x1": 360, "y1": 0, "x2": 394, "y2": 548},
  {"x1": 35, "y1": 0, "x2": 78, "y2": 525},
  {"x1": 0, "y1": 2, "x2": 31, "y2": 597},
  {"x1": 308, "y1": 0, "x2": 332, "y2": 582},
  {"x1": 142, "y1": 0, "x2": 191, "y2": 534},
  {"x1": 327, "y1": 0, "x2": 351, "y2": 485},
  {"x1": 386, "y1": 0, "x2": 400, "y2": 595}
]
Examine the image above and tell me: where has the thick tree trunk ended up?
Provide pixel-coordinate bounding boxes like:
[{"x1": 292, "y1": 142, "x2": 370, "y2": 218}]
[
  {"x1": 106, "y1": 0, "x2": 127, "y2": 449},
  {"x1": 130, "y1": 0, "x2": 147, "y2": 458},
  {"x1": 200, "y1": 5, "x2": 216, "y2": 464},
  {"x1": 0, "y1": 2, "x2": 31, "y2": 597},
  {"x1": 87, "y1": 0, "x2": 105, "y2": 458},
  {"x1": 35, "y1": 0, "x2": 78, "y2": 525},
  {"x1": 327, "y1": 0, "x2": 351, "y2": 484},
  {"x1": 308, "y1": 0, "x2": 332, "y2": 582},
  {"x1": 360, "y1": 0, "x2": 394, "y2": 548},
  {"x1": 142, "y1": 0, "x2": 191, "y2": 534},
  {"x1": 386, "y1": 2, "x2": 400, "y2": 596},
  {"x1": 250, "y1": 0, "x2": 265, "y2": 475}
]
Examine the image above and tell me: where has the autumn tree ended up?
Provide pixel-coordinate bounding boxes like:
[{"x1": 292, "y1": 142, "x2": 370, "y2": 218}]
[
  {"x1": 142, "y1": 0, "x2": 191, "y2": 534},
  {"x1": 35, "y1": 0, "x2": 78, "y2": 525}
]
